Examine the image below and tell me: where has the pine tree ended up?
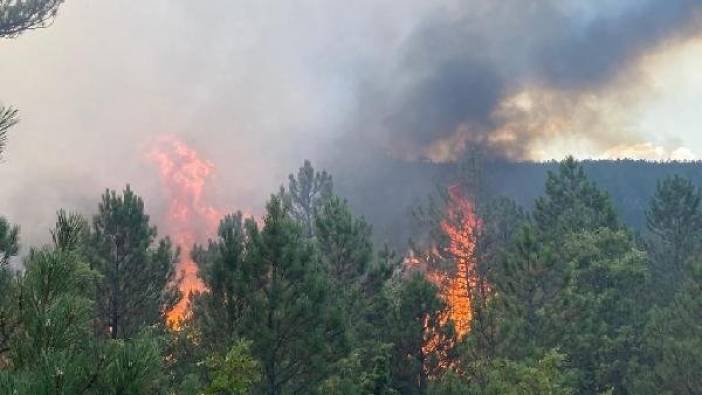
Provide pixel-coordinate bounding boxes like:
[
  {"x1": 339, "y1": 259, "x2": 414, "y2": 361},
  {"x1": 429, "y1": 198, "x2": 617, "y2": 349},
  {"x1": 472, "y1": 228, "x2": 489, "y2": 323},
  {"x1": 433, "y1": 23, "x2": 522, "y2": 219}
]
[
  {"x1": 0, "y1": 218, "x2": 19, "y2": 367},
  {"x1": 646, "y1": 175, "x2": 702, "y2": 302},
  {"x1": 0, "y1": 242, "x2": 99, "y2": 394},
  {"x1": 88, "y1": 186, "x2": 179, "y2": 339},
  {"x1": 205, "y1": 340, "x2": 261, "y2": 395},
  {"x1": 315, "y1": 196, "x2": 372, "y2": 290},
  {"x1": 550, "y1": 229, "x2": 648, "y2": 394},
  {"x1": 492, "y1": 225, "x2": 559, "y2": 360},
  {"x1": 534, "y1": 156, "x2": 618, "y2": 237},
  {"x1": 0, "y1": 216, "x2": 19, "y2": 265},
  {"x1": 191, "y1": 212, "x2": 258, "y2": 354},
  {"x1": 0, "y1": 0, "x2": 65, "y2": 38},
  {"x1": 244, "y1": 195, "x2": 344, "y2": 395},
  {"x1": 314, "y1": 195, "x2": 374, "y2": 346},
  {"x1": 94, "y1": 332, "x2": 165, "y2": 394},
  {"x1": 0, "y1": 106, "x2": 18, "y2": 158},
  {"x1": 279, "y1": 160, "x2": 333, "y2": 237},
  {"x1": 429, "y1": 350, "x2": 575, "y2": 395},
  {"x1": 383, "y1": 272, "x2": 451, "y2": 395},
  {"x1": 1, "y1": 0, "x2": 66, "y2": 158},
  {"x1": 628, "y1": 262, "x2": 702, "y2": 394}
]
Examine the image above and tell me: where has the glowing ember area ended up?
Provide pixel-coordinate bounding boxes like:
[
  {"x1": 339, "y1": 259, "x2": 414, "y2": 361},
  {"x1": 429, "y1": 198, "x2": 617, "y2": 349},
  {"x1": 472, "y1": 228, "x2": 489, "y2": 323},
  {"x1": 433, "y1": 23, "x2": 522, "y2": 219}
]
[
  {"x1": 147, "y1": 135, "x2": 221, "y2": 327},
  {"x1": 438, "y1": 184, "x2": 480, "y2": 338}
]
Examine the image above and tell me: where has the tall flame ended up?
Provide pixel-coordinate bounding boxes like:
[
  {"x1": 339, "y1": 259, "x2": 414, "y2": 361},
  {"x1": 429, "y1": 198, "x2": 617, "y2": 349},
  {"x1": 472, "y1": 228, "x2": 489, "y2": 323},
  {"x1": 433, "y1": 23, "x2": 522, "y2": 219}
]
[
  {"x1": 407, "y1": 184, "x2": 481, "y2": 343},
  {"x1": 147, "y1": 135, "x2": 220, "y2": 327},
  {"x1": 439, "y1": 185, "x2": 480, "y2": 339}
]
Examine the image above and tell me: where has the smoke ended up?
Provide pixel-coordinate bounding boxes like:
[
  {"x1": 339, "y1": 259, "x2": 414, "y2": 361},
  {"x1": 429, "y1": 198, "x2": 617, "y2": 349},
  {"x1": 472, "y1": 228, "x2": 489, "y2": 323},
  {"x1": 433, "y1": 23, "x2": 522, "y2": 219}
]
[
  {"x1": 1, "y1": 0, "x2": 702, "y2": 247},
  {"x1": 352, "y1": 0, "x2": 702, "y2": 161}
]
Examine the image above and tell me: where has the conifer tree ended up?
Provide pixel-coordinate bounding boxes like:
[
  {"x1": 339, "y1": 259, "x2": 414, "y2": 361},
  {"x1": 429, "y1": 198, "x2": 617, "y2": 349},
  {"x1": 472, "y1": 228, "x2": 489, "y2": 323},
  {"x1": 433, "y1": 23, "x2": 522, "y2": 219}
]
[
  {"x1": 0, "y1": 218, "x2": 19, "y2": 368},
  {"x1": 492, "y1": 225, "x2": 558, "y2": 360},
  {"x1": 0, "y1": 106, "x2": 18, "y2": 158},
  {"x1": 534, "y1": 156, "x2": 618, "y2": 237},
  {"x1": 551, "y1": 229, "x2": 648, "y2": 394},
  {"x1": 279, "y1": 160, "x2": 333, "y2": 237},
  {"x1": 191, "y1": 212, "x2": 258, "y2": 354},
  {"x1": 383, "y1": 272, "x2": 451, "y2": 394},
  {"x1": 646, "y1": 175, "x2": 702, "y2": 302},
  {"x1": 0, "y1": 213, "x2": 97, "y2": 393},
  {"x1": 0, "y1": 217, "x2": 19, "y2": 265},
  {"x1": 629, "y1": 262, "x2": 702, "y2": 394},
  {"x1": 244, "y1": 195, "x2": 343, "y2": 394},
  {"x1": 1, "y1": 0, "x2": 66, "y2": 157},
  {"x1": 88, "y1": 186, "x2": 179, "y2": 339},
  {"x1": 0, "y1": 0, "x2": 65, "y2": 38}
]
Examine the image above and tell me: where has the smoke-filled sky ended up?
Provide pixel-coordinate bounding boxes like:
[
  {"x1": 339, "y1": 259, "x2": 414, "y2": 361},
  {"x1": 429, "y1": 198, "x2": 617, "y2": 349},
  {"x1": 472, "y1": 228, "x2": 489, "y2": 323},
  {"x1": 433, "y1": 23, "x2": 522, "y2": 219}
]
[{"x1": 2, "y1": 0, "x2": 702, "y2": 245}]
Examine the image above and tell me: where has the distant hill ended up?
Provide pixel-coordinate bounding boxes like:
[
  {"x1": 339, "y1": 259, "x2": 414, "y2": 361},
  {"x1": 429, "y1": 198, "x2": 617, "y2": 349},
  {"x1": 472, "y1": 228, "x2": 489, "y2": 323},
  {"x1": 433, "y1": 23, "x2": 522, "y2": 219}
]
[{"x1": 334, "y1": 158, "x2": 702, "y2": 248}]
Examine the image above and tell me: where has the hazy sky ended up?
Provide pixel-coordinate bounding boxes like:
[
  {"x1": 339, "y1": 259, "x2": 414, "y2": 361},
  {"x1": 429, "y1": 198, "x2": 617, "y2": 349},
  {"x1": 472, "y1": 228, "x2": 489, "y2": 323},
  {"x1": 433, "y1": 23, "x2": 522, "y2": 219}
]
[{"x1": 1, "y1": 0, "x2": 702, "y2": 245}]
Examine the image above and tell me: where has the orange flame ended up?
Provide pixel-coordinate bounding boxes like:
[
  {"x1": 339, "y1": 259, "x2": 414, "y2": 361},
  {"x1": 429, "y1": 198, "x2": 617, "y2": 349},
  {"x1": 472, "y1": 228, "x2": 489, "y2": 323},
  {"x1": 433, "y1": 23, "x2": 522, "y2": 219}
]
[
  {"x1": 407, "y1": 184, "x2": 481, "y2": 344},
  {"x1": 439, "y1": 185, "x2": 480, "y2": 339},
  {"x1": 147, "y1": 135, "x2": 220, "y2": 327}
]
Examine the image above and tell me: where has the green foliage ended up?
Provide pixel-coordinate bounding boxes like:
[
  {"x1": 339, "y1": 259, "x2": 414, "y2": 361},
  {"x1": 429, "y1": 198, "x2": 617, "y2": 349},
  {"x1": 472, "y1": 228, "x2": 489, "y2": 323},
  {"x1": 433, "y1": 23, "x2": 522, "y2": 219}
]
[
  {"x1": 191, "y1": 212, "x2": 256, "y2": 354},
  {"x1": 551, "y1": 229, "x2": 649, "y2": 394},
  {"x1": 1, "y1": 247, "x2": 99, "y2": 394},
  {"x1": 246, "y1": 195, "x2": 344, "y2": 394},
  {"x1": 0, "y1": 216, "x2": 19, "y2": 265},
  {"x1": 429, "y1": 349, "x2": 575, "y2": 395},
  {"x1": 534, "y1": 156, "x2": 618, "y2": 237},
  {"x1": 493, "y1": 225, "x2": 558, "y2": 359},
  {"x1": 279, "y1": 160, "x2": 333, "y2": 237},
  {"x1": 96, "y1": 332, "x2": 164, "y2": 395},
  {"x1": 51, "y1": 210, "x2": 88, "y2": 253},
  {"x1": 628, "y1": 262, "x2": 702, "y2": 394},
  {"x1": 646, "y1": 175, "x2": 702, "y2": 303},
  {"x1": 88, "y1": 186, "x2": 179, "y2": 339},
  {"x1": 205, "y1": 339, "x2": 261, "y2": 395},
  {"x1": 0, "y1": 105, "x2": 18, "y2": 158},
  {"x1": 315, "y1": 196, "x2": 373, "y2": 288},
  {"x1": 320, "y1": 342, "x2": 397, "y2": 395},
  {"x1": 5, "y1": 156, "x2": 702, "y2": 395},
  {"x1": 0, "y1": 0, "x2": 64, "y2": 38},
  {"x1": 383, "y1": 272, "x2": 452, "y2": 394}
]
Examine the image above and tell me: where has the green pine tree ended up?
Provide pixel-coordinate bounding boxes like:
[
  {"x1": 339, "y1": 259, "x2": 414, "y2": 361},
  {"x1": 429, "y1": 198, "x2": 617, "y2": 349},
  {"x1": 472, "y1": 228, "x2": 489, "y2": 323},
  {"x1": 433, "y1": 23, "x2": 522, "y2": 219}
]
[
  {"x1": 646, "y1": 175, "x2": 702, "y2": 303},
  {"x1": 534, "y1": 157, "x2": 618, "y2": 238},
  {"x1": 550, "y1": 229, "x2": 648, "y2": 394},
  {"x1": 628, "y1": 261, "x2": 702, "y2": 394},
  {"x1": 88, "y1": 186, "x2": 179, "y2": 339},
  {"x1": 245, "y1": 195, "x2": 344, "y2": 395},
  {"x1": 1, "y1": 245, "x2": 99, "y2": 393},
  {"x1": 191, "y1": 212, "x2": 258, "y2": 354},
  {"x1": 279, "y1": 160, "x2": 333, "y2": 238},
  {"x1": 383, "y1": 271, "x2": 451, "y2": 395}
]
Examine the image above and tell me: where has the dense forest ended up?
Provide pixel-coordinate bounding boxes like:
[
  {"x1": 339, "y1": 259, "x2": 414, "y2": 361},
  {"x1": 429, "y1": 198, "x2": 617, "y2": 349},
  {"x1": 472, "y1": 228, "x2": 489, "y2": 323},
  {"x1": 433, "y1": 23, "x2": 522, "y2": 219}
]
[
  {"x1": 3, "y1": 2, "x2": 702, "y2": 395},
  {"x1": 3, "y1": 155, "x2": 702, "y2": 395},
  {"x1": 338, "y1": 157, "x2": 702, "y2": 248}
]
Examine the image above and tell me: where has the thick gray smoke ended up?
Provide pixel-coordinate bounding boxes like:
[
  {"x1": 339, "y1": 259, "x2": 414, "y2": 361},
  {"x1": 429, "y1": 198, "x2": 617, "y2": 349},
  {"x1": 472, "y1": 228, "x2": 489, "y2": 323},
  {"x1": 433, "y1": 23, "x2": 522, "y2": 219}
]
[
  {"x1": 351, "y1": 0, "x2": 702, "y2": 161},
  {"x1": 1, "y1": 0, "x2": 701, "y2": 247}
]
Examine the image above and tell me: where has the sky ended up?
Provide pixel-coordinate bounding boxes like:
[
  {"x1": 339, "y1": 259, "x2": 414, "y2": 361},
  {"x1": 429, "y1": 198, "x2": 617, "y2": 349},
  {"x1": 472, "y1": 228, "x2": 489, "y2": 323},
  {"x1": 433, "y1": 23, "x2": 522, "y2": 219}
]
[{"x1": 1, "y1": 0, "x2": 702, "y2": 245}]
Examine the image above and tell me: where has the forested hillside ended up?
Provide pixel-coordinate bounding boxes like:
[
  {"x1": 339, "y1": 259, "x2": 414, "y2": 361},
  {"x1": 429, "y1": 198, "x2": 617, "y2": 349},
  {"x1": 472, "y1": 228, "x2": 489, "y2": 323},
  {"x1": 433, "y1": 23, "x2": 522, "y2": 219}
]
[
  {"x1": 338, "y1": 158, "x2": 702, "y2": 247},
  {"x1": 2, "y1": 157, "x2": 702, "y2": 394},
  {"x1": 3, "y1": 1, "x2": 702, "y2": 394}
]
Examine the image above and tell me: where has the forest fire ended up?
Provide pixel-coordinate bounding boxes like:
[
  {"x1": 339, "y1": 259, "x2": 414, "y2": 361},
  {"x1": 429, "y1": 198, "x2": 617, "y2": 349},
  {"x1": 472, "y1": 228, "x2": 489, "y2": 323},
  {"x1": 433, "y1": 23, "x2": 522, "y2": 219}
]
[
  {"x1": 408, "y1": 184, "x2": 481, "y2": 343},
  {"x1": 439, "y1": 185, "x2": 481, "y2": 338},
  {"x1": 147, "y1": 135, "x2": 221, "y2": 327}
]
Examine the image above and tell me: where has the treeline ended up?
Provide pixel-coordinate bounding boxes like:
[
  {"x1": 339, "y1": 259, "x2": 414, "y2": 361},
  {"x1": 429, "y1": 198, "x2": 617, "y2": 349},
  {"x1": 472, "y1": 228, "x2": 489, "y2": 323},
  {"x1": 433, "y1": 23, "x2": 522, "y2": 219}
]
[{"x1": 1, "y1": 157, "x2": 702, "y2": 394}]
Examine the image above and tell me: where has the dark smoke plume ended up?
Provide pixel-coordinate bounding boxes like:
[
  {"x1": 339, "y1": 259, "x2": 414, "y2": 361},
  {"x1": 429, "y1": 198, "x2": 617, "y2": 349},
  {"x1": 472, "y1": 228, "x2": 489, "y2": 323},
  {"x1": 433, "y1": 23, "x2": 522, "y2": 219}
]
[{"x1": 350, "y1": 0, "x2": 702, "y2": 162}]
